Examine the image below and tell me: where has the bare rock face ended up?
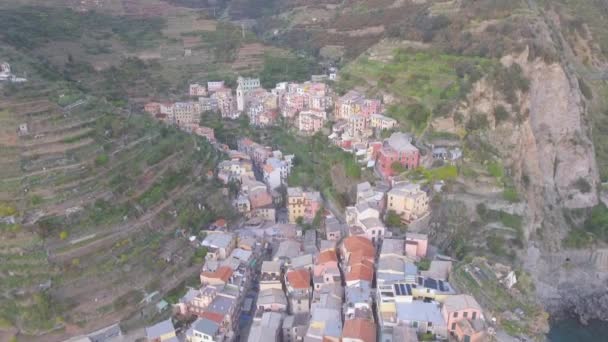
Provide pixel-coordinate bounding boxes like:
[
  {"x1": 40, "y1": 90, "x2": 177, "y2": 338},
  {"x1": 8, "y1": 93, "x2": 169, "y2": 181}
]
[
  {"x1": 449, "y1": 46, "x2": 602, "y2": 320},
  {"x1": 508, "y1": 50, "x2": 599, "y2": 210},
  {"x1": 456, "y1": 48, "x2": 599, "y2": 243}
]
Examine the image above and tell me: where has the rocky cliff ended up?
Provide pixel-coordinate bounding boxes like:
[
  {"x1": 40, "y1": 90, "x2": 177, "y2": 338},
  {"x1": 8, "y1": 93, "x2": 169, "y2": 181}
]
[{"x1": 446, "y1": 44, "x2": 606, "y2": 321}]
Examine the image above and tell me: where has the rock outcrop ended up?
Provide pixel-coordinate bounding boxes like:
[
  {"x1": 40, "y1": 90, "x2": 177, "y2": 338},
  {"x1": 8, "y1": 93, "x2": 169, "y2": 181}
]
[{"x1": 441, "y1": 45, "x2": 603, "y2": 320}]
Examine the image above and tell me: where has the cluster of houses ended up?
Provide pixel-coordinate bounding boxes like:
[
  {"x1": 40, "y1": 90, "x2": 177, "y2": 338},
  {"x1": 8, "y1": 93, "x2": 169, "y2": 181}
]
[
  {"x1": 345, "y1": 179, "x2": 430, "y2": 242},
  {"x1": 143, "y1": 228, "x2": 255, "y2": 342},
  {"x1": 215, "y1": 137, "x2": 295, "y2": 222},
  {"x1": 140, "y1": 71, "x2": 486, "y2": 342},
  {"x1": 374, "y1": 239, "x2": 489, "y2": 342},
  {"x1": 143, "y1": 75, "x2": 430, "y2": 182},
  {"x1": 143, "y1": 81, "x2": 224, "y2": 141}
]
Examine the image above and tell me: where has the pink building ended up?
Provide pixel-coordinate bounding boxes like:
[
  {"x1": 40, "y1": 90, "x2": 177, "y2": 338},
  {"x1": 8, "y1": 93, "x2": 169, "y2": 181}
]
[
  {"x1": 441, "y1": 295, "x2": 483, "y2": 333},
  {"x1": 405, "y1": 233, "x2": 428, "y2": 259},
  {"x1": 313, "y1": 250, "x2": 339, "y2": 278},
  {"x1": 377, "y1": 132, "x2": 420, "y2": 179},
  {"x1": 144, "y1": 102, "x2": 161, "y2": 115},
  {"x1": 298, "y1": 110, "x2": 326, "y2": 135},
  {"x1": 361, "y1": 99, "x2": 382, "y2": 117},
  {"x1": 190, "y1": 83, "x2": 208, "y2": 97}
]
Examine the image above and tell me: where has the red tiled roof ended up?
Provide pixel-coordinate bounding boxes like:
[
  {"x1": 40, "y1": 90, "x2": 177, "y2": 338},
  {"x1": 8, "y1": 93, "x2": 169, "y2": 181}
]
[
  {"x1": 201, "y1": 266, "x2": 233, "y2": 283},
  {"x1": 316, "y1": 250, "x2": 338, "y2": 265},
  {"x1": 214, "y1": 218, "x2": 227, "y2": 228},
  {"x1": 346, "y1": 263, "x2": 373, "y2": 282},
  {"x1": 286, "y1": 269, "x2": 311, "y2": 289},
  {"x1": 263, "y1": 164, "x2": 274, "y2": 173},
  {"x1": 342, "y1": 318, "x2": 376, "y2": 342},
  {"x1": 200, "y1": 311, "x2": 224, "y2": 324},
  {"x1": 343, "y1": 236, "x2": 375, "y2": 259}
]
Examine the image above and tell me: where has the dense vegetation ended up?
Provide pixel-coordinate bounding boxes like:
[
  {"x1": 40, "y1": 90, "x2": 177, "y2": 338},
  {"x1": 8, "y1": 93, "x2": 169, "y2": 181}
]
[
  {"x1": 260, "y1": 55, "x2": 316, "y2": 88},
  {"x1": 0, "y1": 6, "x2": 164, "y2": 50}
]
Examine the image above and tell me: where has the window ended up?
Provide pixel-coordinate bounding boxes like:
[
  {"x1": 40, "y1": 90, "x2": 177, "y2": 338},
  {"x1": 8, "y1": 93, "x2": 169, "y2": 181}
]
[
  {"x1": 463, "y1": 311, "x2": 468, "y2": 318},
  {"x1": 451, "y1": 323, "x2": 456, "y2": 330},
  {"x1": 472, "y1": 312, "x2": 477, "y2": 320},
  {"x1": 453, "y1": 312, "x2": 458, "y2": 318}
]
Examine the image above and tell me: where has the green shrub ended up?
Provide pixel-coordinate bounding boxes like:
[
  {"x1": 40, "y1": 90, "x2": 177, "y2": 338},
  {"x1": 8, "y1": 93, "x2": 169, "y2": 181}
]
[
  {"x1": 487, "y1": 233, "x2": 506, "y2": 255},
  {"x1": 416, "y1": 258, "x2": 431, "y2": 271},
  {"x1": 503, "y1": 187, "x2": 519, "y2": 202},
  {"x1": 30, "y1": 195, "x2": 43, "y2": 206},
  {"x1": 487, "y1": 161, "x2": 504, "y2": 179},
  {"x1": 466, "y1": 113, "x2": 489, "y2": 131},
  {"x1": 494, "y1": 105, "x2": 510, "y2": 123},
  {"x1": 386, "y1": 210, "x2": 405, "y2": 229},
  {"x1": 500, "y1": 212, "x2": 523, "y2": 230},
  {"x1": 94, "y1": 154, "x2": 109, "y2": 166},
  {"x1": 563, "y1": 229, "x2": 593, "y2": 248},
  {"x1": 584, "y1": 204, "x2": 608, "y2": 241}
]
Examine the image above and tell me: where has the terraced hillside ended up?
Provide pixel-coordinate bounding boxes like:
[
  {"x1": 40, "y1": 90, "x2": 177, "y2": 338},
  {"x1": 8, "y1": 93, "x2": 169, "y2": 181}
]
[{"x1": 0, "y1": 74, "x2": 235, "y2": 341}]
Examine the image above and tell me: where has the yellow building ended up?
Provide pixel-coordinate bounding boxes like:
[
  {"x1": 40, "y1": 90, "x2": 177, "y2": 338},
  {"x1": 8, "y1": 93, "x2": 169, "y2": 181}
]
[
  {"x1": 288, "y1": 187, "x2": 306, "y2": 223},
  {"x1": 387, "y1": 182, "x2": 429, "y2": 222}
]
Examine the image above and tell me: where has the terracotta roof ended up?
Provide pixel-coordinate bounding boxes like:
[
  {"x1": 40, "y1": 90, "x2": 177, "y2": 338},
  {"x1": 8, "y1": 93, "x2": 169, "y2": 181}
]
[
  {"x1": 286, "y1": 269, "x2": 311, "y2": 289},
  {"x1": 343, "y1": 236, "x2": 375, "y2": 260},
  {"x1": 214, "y1": 218, "x2": 227, "y2": 227},
  {"x1": 263, "y1": 164, "x2": 274, "y2": 173},
  {"x1": 342, "y1": 318, "x2": 376, "y2": 342},
  {"x1": 316, "y1": 250, "x2": 338, "y2": 265},
  {"x1": 346, "y1": 263, "x2": 373, "y2": 282},
  {"x1": 200, "y1": 311, "x2": 224, "y2": 324},
  {"x1": 201, "y1": 265, "x2": 233, "y2": 283},
  {"x1": 349, "y1": 254, "x2": 374, "y2": 269}
]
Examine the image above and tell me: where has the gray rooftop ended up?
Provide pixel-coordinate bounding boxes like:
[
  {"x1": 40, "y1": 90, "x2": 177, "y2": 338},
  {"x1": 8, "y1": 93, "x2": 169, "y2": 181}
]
[
  {"x1": 274, "y1": 240, "x2": 301, "y2": 260},
  {"x1": 202, "y1": 233, "x2": 234, "y2": 249},
  {"x1": 360, "y1": 217, "x2": 384, "y2": 229},
  {"x1": 386, "y1": 132, "x2": 416, "y2": 152},
  {"x1": 396, "y1": 301, "x2": 445, "y2": 326},
  {"x1": 208, "y1": 295, "x2": 235, "y2": 315},
  {"x1": 291, "y1": 254, "x2": 314, "y2": 269},
  {"x1": 381, "y1": 239, "x2": 405, "y2": 256},
  {"x1": 145, "y1": 319, "x2": 175, "y2": 339},
  {"x1": 194, "y1": 318, "x2": 220, "y2": 337},
  {"x1": 261, "y1": 260, "x2": 282, "y2": 274},
  {"x1": 257, "y1": 288, "x2": 287, "y2": 306},
  {"x1": 287, "y1": 187, "x2": 303, "y2": 197}
]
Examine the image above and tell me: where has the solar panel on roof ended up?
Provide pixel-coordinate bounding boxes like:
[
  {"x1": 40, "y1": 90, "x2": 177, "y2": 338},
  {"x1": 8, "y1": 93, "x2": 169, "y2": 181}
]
[
  {"x1": 406, "y1": 284, "x2": 412, "y2": 294},
  {"x1": 399, "y1": 284, "x2": 406, "y2": 295},
  {"x1": 393, "y1": 283, "x2": 401, "y2": 295}
]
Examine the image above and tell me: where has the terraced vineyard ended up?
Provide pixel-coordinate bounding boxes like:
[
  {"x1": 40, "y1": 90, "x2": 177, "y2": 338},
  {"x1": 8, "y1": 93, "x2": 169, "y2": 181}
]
[{"x1": 0, "y1": 78, "x2": 235, "y2": 341}]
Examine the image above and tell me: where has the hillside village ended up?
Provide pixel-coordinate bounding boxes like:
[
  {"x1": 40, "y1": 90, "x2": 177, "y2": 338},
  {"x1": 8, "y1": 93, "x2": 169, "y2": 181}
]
[{"x1": 133, "y1": 74, "x2": 502, "y2": 342}]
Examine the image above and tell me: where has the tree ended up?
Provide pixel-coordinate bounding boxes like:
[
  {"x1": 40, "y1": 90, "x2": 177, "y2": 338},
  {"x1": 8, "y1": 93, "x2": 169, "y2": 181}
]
[
  {"x1": 312, "y1": 208, "x2": 324, "y2": 230},
  {"x1": 227, "y1": 180, "x2": 240, "y2": 198},
  {"x1": 386, "y1": 210, "x2": 405, "y2": 230},
  {"x1": 493, "y1": 105, "x2": 509, "y2": 124},
  {"x1": 59, "y1": 230, "x2": 69, "y2": 240},
  {"x1": 296, "y1": 216, "x2": 304, "y2": 227},
  {"x1": 391, "y1": 161, "x2": 406, "y2": 174}
]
